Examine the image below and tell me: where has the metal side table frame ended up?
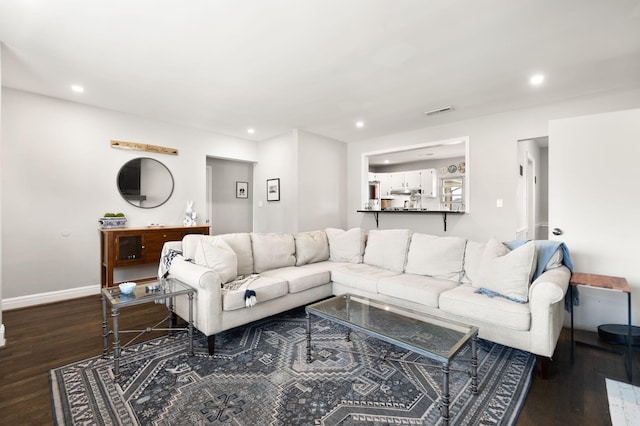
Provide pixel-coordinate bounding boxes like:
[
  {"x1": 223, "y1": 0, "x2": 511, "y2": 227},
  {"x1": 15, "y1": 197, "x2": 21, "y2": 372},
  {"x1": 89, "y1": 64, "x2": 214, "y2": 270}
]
[{"x1": 101, "y1": 278, "x2": 194, "y2": 382}]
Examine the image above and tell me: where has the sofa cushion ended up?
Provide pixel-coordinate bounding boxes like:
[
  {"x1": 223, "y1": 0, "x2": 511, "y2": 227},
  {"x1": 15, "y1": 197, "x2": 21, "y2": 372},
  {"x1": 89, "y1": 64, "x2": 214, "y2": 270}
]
[
  {"x1": 363, "y1": 229, "x2": 411, "y2": 272},
  {"x1": 330, "y1": 263, "x2": 400, "y2": 293},
  {"x1": 405, "y1": 234, "x2": 467, "y2": 281},
  {"x1": 193, "y1": 237, "x2": 238, "y2": 283},
  {"x1": 294, "y1": 231, "x2": 330, "y2": 266},
  {"x1": 220, "y1": 233, "x2": 254, "y2": 276},
  {"x1": 325, "y1": 228, "x2": 366, "y2": 263},
  {"x1": 461, "y1": 240, "x2": 487, "y2": 284},
  {"x1": 439, "y1": 284, "x2": 531, "y2": 331},
  {"x1": 262, "y1": 266, "x2": 331, "y2": 293},
  {"x1": 181, "y1": 234, "x2": 204, "y2": 259},
  {"x1": 251, "y1": 233, "x2": 296, "y2": 273},
  {"x1": 222, "y1": 275, "x2": 288, "y2": 311},
  {"x1": 473, "y1": 239, "x2": 537, "y2": 303},
  {"x1": 377, "y1": 273, "x2": 459, "y2": 308}
]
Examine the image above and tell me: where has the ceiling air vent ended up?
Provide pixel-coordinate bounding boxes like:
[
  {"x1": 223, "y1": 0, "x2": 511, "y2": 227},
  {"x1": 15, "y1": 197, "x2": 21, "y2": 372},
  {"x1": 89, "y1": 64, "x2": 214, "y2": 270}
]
[{"x1": 423, "y1": 106, "x2": 454, "y2": 116}]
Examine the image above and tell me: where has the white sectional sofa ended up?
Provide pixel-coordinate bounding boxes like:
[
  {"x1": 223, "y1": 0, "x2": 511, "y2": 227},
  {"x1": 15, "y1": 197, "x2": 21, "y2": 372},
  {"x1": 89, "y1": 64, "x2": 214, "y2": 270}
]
[{"x1": 161, "y1": 228, "x2": 571, "y2": 358}]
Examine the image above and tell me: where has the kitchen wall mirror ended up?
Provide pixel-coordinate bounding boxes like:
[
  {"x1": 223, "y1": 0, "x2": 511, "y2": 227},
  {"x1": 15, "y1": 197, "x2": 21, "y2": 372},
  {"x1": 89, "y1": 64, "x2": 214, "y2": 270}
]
[
  {"x1": 363, "y1": 137, "x2": 469, "y2": 212},
  {"x1": 117, "y1": 157, "x2": 174, "y2": 208}
]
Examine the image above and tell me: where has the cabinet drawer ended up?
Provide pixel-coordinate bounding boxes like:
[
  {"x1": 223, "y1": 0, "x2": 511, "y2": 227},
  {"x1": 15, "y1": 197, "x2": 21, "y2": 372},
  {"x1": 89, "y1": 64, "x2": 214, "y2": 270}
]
[{"x1": 145, "y1": 231, "x2": 185, "y2": 246}]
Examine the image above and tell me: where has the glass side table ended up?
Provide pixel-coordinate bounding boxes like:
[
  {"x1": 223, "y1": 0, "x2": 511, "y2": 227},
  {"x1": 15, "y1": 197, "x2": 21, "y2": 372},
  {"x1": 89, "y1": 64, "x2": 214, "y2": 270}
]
[{"x1": 101, "y1": 278, "x2": 194, "y2": 381}]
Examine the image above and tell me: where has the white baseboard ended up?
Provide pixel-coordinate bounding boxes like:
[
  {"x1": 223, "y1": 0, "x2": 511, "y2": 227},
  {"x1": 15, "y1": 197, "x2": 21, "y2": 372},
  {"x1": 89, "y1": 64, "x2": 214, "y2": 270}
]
[
  {"x1": 2, "y1": 285, "x2": 101, "y2": 311},
  {"x1": 0, "y1": 324, "x2": 5, "y2": 347}
]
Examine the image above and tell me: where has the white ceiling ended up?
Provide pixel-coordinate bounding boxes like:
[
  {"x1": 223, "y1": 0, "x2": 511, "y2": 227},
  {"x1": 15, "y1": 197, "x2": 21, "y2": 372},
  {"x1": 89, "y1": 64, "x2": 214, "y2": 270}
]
[{"x1": 1, "y1": 0, "x2": 639, "y2": 143}]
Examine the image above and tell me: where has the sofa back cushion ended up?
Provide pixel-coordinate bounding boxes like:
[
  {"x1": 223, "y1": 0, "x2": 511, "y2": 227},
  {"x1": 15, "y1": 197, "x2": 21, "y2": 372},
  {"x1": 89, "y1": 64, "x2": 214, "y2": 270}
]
[
  {"x1": 405, "y1": 234, "x2": 467, "y2": 281},
  {"x1": 219, "y1": 233, "x2": 254, "y2": 276},
  {"x1": 294, "y1": 231, "x2": 330, "y2": 266},
  {"x1": 193, "y1": 237, "x2": 238, "y2": 283},
  {"x1": 251, "y1": 233, "x2": 296, "y2": 273},
  {"x1": 325, "y1": 228, "x2": 366, "y2": 263},
  {"x1": 461, "y1": 240, "x2": 488, "y2": 284},
  {"x1": 181, "y1": 234, "x2": 204, "y2": 259},
  {"x1": 472, "y1": 238, "x2": 537, "y2": 303},
  {"x1": 363, "y1": 229, "x2": 411, "y2": 272}
]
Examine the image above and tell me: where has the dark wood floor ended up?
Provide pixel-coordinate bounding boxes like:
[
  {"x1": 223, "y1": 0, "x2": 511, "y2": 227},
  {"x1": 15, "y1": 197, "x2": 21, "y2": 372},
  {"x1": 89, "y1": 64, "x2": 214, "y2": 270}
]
[{"x1": 1, "y1": 296, "x2": 638, "y2": 425}]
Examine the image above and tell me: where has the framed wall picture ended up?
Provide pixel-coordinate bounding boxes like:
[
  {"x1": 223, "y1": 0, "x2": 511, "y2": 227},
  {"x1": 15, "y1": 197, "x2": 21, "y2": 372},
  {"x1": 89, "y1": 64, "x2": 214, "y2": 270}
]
[
  {"x1": 236, "y1": 181, "x2": 248, "y2": 198},
  {"x1": 266, "y1": 178, "x2": 280, "y2": 201}
]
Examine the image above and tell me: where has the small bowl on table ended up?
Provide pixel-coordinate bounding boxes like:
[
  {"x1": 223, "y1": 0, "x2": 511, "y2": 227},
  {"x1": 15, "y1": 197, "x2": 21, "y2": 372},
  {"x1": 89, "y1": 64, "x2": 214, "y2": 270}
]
[{"x1": 118, "y1": 282, "x2": 137, "y2": 295}]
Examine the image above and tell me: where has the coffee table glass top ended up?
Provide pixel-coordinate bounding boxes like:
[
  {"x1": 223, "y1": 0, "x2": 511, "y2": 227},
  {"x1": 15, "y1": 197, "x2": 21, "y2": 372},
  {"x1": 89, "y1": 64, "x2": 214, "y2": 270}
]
[
  {"x1": 306, "y1": 294, "x2": 478, "y2": 363},
  {"x1": 102, "y1": 278, "x2": 192, "y2": 308}
]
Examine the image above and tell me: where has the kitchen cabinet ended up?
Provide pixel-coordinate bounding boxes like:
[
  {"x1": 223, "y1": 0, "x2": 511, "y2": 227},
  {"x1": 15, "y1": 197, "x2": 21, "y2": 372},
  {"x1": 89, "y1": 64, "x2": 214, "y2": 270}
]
[
  {"x1": 369, "y1": 173, "x2": 392, "y2": 197},
  {"x1": 389, "y1": 171, "x2": 421, "y2": 191},
  {"x1": 378, "y1": 173, "x2": 392, "y2": 196},
  {"x1": 389, "y1": 173, "x2": 406, "y2": 191},
  {"x1": 100, "y1": 225, "x2": 209, "y2": 287},
  {"x1": 420, "y1": 168, "x2": 437, "y2": 197},
  {"x1": 405, "y1": 170, "x2": 421, "y2": 189}
]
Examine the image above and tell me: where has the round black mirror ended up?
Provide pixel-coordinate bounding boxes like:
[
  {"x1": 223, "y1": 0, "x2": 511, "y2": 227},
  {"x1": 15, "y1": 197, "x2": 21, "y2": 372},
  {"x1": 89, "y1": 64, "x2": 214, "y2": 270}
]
[{"x1": 117, "y1": 157, "x2": 174, "y2": 208}]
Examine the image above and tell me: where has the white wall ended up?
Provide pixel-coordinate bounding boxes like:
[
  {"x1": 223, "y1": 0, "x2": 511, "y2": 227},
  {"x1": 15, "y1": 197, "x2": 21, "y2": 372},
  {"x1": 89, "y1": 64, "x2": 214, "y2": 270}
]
[
  {"x1": 297, "y1": 130, "x2": 347, "y2": 231},
  {"x1": 0, "y1": 44, "x2": 5, "y2": 346},
  {"x1": 347, "y1": 89, "x2": 640, "y2": 242},
  {"x1": 1, "y1": 88, "x2": 258, "y2": 304},
  {"x1": 253, "y1": 129, "x2": 348, "y2": 233},
  {"x1": 253, "y1": 131, "x2": 298, "y2": 233}
]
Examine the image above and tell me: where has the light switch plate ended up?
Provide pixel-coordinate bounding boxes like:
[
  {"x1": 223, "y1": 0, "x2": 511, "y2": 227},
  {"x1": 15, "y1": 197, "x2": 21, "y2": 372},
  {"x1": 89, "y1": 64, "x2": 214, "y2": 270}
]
[{"x1": 496, "y1": 199, "x2": 503, "y2": 208}]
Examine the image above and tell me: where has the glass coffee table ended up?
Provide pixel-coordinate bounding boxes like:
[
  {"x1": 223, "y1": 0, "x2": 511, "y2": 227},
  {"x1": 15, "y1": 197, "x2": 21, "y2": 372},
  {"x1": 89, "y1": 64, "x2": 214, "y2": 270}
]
[
  {"x1": 305, "y1": 294, "x2": 478, "y2": 425},
  {"x1": 101, "y1": 278, "x2": 194, "y2": 381}
]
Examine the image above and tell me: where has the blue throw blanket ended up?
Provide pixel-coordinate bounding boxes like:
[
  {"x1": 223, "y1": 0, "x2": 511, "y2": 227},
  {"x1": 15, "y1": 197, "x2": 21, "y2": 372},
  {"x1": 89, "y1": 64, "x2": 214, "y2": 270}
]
[{"x1": 508, "y1": 240, "x2": 576, "y2": 310}]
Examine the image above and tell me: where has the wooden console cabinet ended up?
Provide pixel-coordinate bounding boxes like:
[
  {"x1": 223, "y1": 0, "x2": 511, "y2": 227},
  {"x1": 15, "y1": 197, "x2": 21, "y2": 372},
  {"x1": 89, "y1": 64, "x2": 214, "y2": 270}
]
[{"x1": 100, "y1": 225, "x2": 209, "y2": 287}]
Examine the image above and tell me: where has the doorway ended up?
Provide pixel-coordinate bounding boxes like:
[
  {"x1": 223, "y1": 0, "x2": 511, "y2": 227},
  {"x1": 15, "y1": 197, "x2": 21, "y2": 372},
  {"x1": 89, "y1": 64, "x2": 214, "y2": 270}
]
[
  {"x1": 206, "y1": 157, "x2": 255, "y2": 235},
  {"x1": 516, "y1": 137, "x2": 548, "y2": 240}
]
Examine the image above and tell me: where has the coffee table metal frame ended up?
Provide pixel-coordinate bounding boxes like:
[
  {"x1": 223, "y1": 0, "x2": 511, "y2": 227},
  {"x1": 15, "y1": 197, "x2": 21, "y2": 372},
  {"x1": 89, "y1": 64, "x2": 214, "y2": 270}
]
[
  {"x1": 305, "y1": 294, "x2": 478, "y2": 425},
  {"x1": 101, "y1": 278, "x2": 194, "y2": 381}
]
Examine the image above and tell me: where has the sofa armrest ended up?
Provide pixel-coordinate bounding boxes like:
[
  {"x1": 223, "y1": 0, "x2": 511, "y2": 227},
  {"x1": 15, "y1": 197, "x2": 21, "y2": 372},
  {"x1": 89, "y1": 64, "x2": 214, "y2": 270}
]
[
  {"x1": 528, "y1": 266, "x2": 571, "y2": 305},
  {"x1": 169, "y1": 257, "x2": 222, "y2": 294},
  {"x1": 528, "y1": 265, "x2": 571, "y2": 357},
  {"x1": 163, "y1": 240, "x2": 183, "y2": 252},
  {"x1": 168, "y1": 258, "x2": 224, "y2": 336}
]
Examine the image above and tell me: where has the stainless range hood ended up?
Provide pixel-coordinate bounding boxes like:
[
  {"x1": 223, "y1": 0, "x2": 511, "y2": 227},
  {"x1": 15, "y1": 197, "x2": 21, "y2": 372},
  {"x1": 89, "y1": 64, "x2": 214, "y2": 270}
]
[{"x1": 390, "y1": 188, "x2": 420, "y2": 195}]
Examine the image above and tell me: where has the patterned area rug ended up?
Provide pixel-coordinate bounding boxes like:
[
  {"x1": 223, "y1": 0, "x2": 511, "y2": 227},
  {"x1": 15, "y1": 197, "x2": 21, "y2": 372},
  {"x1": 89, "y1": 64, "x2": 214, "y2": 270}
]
[{"x1": 50, "y1": 308, "x2": 535, "y2": 425}]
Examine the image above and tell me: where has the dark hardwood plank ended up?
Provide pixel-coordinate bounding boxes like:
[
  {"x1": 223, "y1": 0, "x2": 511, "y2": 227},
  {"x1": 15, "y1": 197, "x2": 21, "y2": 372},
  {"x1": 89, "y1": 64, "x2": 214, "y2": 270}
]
[
  {"x1": 0, "y1": 295, "x2": 168, "y2": 425},
  {"x1": 1, "y1": 296, "x2": 638, "y2": 425}
]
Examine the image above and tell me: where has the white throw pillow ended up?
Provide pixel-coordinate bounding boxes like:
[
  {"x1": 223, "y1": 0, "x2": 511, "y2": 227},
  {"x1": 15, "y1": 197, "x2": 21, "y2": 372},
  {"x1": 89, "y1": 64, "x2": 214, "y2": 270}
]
[
  {"x1": 473, "y1": 239, "x2": 537, "y2": 303},
  {"x1": 405, "y1": 234, "x2": 467, "y2": 280},
  {"x1": 294, "y1": 231, "x2": 330, "y2": 266},
  {"x1": 194, "y1": 237, "x2": 238, "y2": 283},
  {"x1": 363, "y1": 229, "x2": 411, "y2": 272},
  {"x1": 325, "y1": 228, "x2": 366, "y2": 263},
  {"x1": 251, "y1": 233, "x2": 296, "y2": 273}
]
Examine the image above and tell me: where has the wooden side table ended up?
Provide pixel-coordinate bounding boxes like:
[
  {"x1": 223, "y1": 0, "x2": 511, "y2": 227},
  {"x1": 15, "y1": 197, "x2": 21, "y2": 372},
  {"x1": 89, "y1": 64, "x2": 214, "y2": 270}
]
[{"x1": 569, "y1": 272, "x2": 633, "y2": 381}]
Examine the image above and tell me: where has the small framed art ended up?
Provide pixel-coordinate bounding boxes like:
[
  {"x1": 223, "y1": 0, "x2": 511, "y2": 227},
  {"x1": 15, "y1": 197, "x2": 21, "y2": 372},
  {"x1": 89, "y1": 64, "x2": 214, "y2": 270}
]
[
  {"x1": 266, "y1": 178, "x2": 280, "y2": 201},
  {"x1": 236, "y1": 181, "x2": 248, "y2": 198}
]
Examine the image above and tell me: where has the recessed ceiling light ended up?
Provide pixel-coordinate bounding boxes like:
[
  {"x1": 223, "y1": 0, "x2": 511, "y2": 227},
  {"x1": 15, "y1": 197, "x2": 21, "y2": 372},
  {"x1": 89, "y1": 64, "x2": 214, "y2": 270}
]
[
  {"x1": 355, "y1": 121, "x2": 365, "y2": 128},
  {"x1": 529, "y1": 74, "x2": 545, "y2": 85},
  {"x1": 247, "y1": 128, "x2": 255, "y2": 134},
  {"x1": 384, "y1": 160, "x2": 390, "y2": 164},
  {"x1": 71, "y1": 85, "x2": 84, "y2": 93}
]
